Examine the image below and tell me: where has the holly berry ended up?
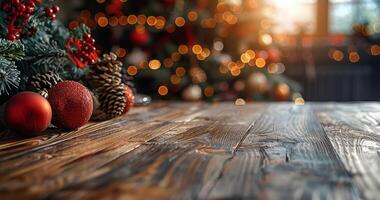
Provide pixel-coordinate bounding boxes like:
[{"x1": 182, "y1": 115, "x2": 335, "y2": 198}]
[
  {"x1": 1, "y1": 0, "x2": 42, "y2": 40},
  {"x1": 45, "y1": 8, "x2": 53, "y2": 16},
  {"x1": 66, "y1": 33, "x2": 98, "y2": 68},
  {"x1": 52, "y1": 5, "x2": 59, "y2": 13}
]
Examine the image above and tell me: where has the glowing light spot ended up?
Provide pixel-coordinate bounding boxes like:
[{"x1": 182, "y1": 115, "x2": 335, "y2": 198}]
[
  {"x1": 127, "y1": 15, "x2": 138, "y2": 24},
  {"x1": 261, "y1": 34, "x2": 273, "y2": 45},
  {"x1": 175, "y1": 17, "x2": 186, "y2": 27},
  {"x1": 370, "y1": 45, "x2": 380, "y2": 56},
  {"x1": 97, "y1": 17, "x2": 108, "y2": 27},
  {"x1": 127, "y1": 65, "x2": 138, "y2": 76},
  {"x1": 246, "y1": 50, "x2": 256, "y2": 59},
  {"x1": 295, "y1": 97, "x2": 305, "y2": 106},
  {"x1": 240, "y1": 53, "x2": 251, "y2": 63},
  {"x1": 147, "y1": 16, "x2": 157, "y2": 26},
  {"x1": 178, "y1": 45, "x2": 189, "y2": 54},
  {"x1": 192, "y1": 45, "x2": 202, "y2": 54},
  {"x1": 187, "y1": 11, "x2": 198, "y2": 21},
  {"x1": 349, "y1": 52, "x2": 360, "y2": 63},
  {"x1": 332, "y1": 50, "x2": 344, "y2": 61},
  {"x1": 176, "y1": 67, "x2": 186, "y2": 77},
  {"x1": 137, "y1": 15, "x2": 146, "y2": 25},
  {"x1": 255, "y1": 58, "x2": 266, "y2": 68},
  {"x1": 158, "y1": 85, "x2": 168, "y2": 96},
  {"x1": 235, "y1": 98, "x2": 246, "y2": 106},
  {"x1": 149, "y1": 59, "x2": 161, "y2": 70},
  {"x1": 204, "y1": 86, "x2": 214, "y2": 97},
  {"x1": 119, "y1": 15, "x2": 128, "y2": 26},
  {"x1": 170, "y1": 75, "x2": 181, "y2": 85}
]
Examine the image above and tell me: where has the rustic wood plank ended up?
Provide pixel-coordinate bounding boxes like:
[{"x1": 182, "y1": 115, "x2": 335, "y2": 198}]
[
  {"x1": 208, "y1": 104, "x2": 362, "y2": 199},
  {"x1": 314, "y1": 103, "x2": 380, "y2": 200},
  {"x1": 0, "y1": 102, "x2": 376, "y2": 199},
  {"x1": 0, "y1": 103, "x2": 209, "y2": 199},
  {"x1": 46, "y1": 103, "x2": 268, "y2": 199}
]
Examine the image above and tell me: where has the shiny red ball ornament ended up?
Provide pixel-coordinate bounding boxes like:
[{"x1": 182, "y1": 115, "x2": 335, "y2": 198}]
[
  {"x1": 123, "y1": 85, "x2": 135, "y2": 114},
  {"x1": 5, "y1": 92, "x2": 52, "y2": 135},
  {"x1": 48, "y1": 81, "x2": 93, "y2": 130}
]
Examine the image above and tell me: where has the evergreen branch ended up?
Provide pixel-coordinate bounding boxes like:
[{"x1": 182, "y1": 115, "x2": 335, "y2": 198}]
[
  {"x1": 0, "y1": 57, "x2": 20, "y2": 95},
  {"x1": 20, "y1": 33, "x2": 69, "y2": 76},
  {"x1": 0, "y1": 39, "x2": 25, "y2": 61},
  {"x1": 70, "y1": 24, "x2": 91, "y2": 39}
]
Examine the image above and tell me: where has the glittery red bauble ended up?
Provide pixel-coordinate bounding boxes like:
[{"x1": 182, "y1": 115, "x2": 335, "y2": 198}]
[
  {"x1": 130, "y1": 29, "x2": 149, "y2": 46},
  {"x1": 5, "y1": 92, "x2": 52, "y2": 135},
  {"x1": 123, "y1": 85, "x2": 135, "y2": 114},
  {"x1": 48, "y1": 81, "x2": 93, "y2": 130}
]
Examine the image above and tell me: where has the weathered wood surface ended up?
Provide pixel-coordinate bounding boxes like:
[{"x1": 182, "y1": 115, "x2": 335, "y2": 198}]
[{"x1": 0, "y1": 102, "x2": 379, "y2": 200}]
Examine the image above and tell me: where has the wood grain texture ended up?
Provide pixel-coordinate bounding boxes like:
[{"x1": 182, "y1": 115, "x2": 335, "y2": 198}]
[
  {"x1": 0, "y1": 102, "x2": 378, "y2": 200},
  {"x1": 208, "y1": 104, "x2": 361, "y2": 200},
  {"x1": 314, "y1": 103, "x2": 380, "y2": 200}
]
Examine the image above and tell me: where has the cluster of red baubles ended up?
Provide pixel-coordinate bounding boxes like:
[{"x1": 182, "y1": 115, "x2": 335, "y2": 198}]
[
  {"x1": 4, "y1": 81, "x2": 94, "y2": 135},
  {"x1": 44, "y1": 4, "x2": 59, "y2": 19},
  {"x1": 4, "y1": 81, "x2": 135, "y2": 136},
  {"x1": 67, "y1": 33, "x2": 98, "y2": 68},
  {"x1": 1, "y1": 0, "x2": 60, "y2": 40}
]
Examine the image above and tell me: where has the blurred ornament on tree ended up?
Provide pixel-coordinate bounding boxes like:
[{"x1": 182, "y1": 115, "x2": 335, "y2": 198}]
[
  {"x1": 130, "y1": 27, "x2": 150, "y2": 46},
  {"x1": 182, "y1": 85, "x2": 202, "y2": 101},
  {"x1": 267, "y1": 47, "x2": 281, "y2": 63},
  {"x1": 163, "y1": 0, "x2": 176, "y2": 7},
  {"x1": 246, "y1": 72, "x2": 268, "y2": 94},
  {"x1": 273, "y1": 83, "x2": 290, "y2": 101}
]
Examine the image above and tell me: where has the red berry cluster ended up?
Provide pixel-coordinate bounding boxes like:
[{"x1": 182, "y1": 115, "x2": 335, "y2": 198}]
[
  {"x1": 44, "y1": 4, "x2": 59, "y2": 20},
  {"x1": 66, "y1": 33, "x2": 98, "y2": 69},
  {"x1": 1, "y1": 0, "x2": 40, "y2": 40}
]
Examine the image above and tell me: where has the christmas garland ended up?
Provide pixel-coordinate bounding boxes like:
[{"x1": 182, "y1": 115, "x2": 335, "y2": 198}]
[{"x1": 0, "y1": 0, "x2": 134, "y2": 135}]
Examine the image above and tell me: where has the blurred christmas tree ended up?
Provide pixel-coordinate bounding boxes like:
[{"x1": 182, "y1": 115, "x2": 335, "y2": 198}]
[{"x1": 69, "y1": 0, "x2": 302, "y2": 102}]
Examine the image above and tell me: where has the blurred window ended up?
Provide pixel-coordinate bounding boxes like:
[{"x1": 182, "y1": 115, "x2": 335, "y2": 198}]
[
  {"x1": 269, "y1": 0, "x2": 317, "y2": 34},
  {"x1": 330, "y1": 0, "x2": 380, "y2": 34}
]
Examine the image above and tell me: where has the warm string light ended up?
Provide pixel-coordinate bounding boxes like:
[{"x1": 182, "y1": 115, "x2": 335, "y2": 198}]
[{"x1": 78, "y1": 0, "x2": 296, "y2": 98}]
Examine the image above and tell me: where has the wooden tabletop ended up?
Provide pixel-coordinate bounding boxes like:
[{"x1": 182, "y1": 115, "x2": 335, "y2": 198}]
[{"x1": 0, "y1": 102, "x2": 379, "y2": 200}]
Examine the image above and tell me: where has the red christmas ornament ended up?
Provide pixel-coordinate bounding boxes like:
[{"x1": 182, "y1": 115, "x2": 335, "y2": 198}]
[
  {"x1": 123, "y1": 85, "x2": 134, "y2": 114},
  {"x1": 130, "y1": 29, "x2": 150, "y2": 46},
  {"x1": 4, "y1": 92, "x2": 52, "y2": 135},
  {"x1": 48, "y1": 81, "x2": 93, "y2": 130},
  {"x1": 267, "y1": 47, "x2": 281, "y2": 63},
  {"x1": 163, "y1": 0, "x2": 175, "y2": 7},
  {"x1": 66, "y1": 33, "x2": 98, "y2": 68}
]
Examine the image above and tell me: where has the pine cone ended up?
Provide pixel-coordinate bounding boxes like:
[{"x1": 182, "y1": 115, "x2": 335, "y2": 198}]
[
  {"x1": 29, "y1": 71, "x2": 62, "y2": 98},
  {"x1": 98, "y1": 84, "x2": 126, "y2": 119},
  {"x1": 87, "y1": 52, "x2": 128, "y2": 120},
  {"x1": 87, "y1": 52, "x2": 122, "y2": 88}
]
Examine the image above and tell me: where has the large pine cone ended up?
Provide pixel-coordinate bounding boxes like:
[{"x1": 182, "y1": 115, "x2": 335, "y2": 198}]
[{"x1": 88, "y1": 52, "x2": 128, "y2": 120}]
